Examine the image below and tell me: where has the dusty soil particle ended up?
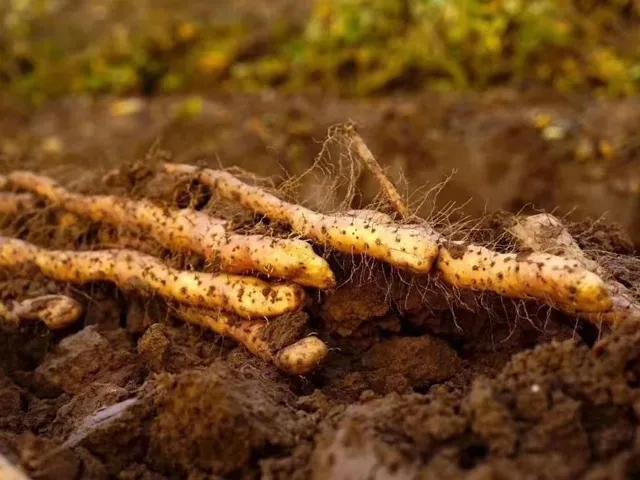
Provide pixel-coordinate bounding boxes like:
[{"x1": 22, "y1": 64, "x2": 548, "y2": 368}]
[
  {"x1": 0, "y1": 371, "x2": 24, "y2": 431},
  {"x1": 261, "y1": 311, "x2": 309, "y2": 352},
  {"x1": 137, "y1": 323, "x2": 171, "y2": 372},
  {"x1": 361, "y1": 336, "x2": 462, "y2": 393},
  {"x1": 148, "y1": 364, "x2": 304, "y2": 477},
  {"x1": 35, "y1": 326, "x2": 142, "y2": 394},
  {"x1": 570, "y1": 221, "x2": 636, "y2": 256},
  {"x1": 49, "y1": 383, "x2": 130, "y2": 439},
  {"x1": 83, "y1": 294, "x2": 122, "y2": 330},
  {"x1": 320, "y1": 281, "x2": 390, "y2": 336}
]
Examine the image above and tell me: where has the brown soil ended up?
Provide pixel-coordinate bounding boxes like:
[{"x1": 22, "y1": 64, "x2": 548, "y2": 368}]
[{"x1": 1, "y1": 89, "x2": 640, "y2": 479}]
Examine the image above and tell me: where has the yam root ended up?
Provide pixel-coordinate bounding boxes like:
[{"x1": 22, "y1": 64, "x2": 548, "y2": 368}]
[
  {"x1": 0, "y1": 236, "x2": 305, "y2": 318},
  {"x1": 0, "y1": 453, "x2": 30, "y2": 480},
  {"x1": 163, "y1": 163, "x2": 441, "y2": 273},
  {"x1": 175, "y1": 306, "x2": 328, "y2": 375},
  {"x1": 0, "y1": 192, "x2": 37, "y2": 215},
  {"x1": 7, "y1": 171, "x2": 335, "y2": 289},
  {"x1": 510, "y1": 213, "x2": 640, "y2": 325},
  {"x1": 438, "y1": 243, "x2": 612, "y2": 313},
  {"x1": 345, "y1": 126, "x2": 410, "y2": 218},
  {"x1": 0, "y1": 294, "x2": 83, "y2": 330}
]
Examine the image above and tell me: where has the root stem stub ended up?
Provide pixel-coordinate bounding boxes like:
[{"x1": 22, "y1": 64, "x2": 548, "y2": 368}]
[
  {"x1": 4, "y1": 294, "x2": 84, "y2": 330},
  {"x1": 438, "y1": 243, "x2": 613, "y2": 313},
  {"x1": 175, "y1": 306, "x2": 328, "y2": 374},
  {"x1": 163, "y1": 163, "x2": 441, "y2": 273},
  {"x1": 8, "y1": 171, "x2": 335, "y2": 288},
  {"x1": 0, "y1": 236, "x2": 305, "y2": 318},
  {"x1": 0, "y1": 192, "x2": 37, "y2": 215}
]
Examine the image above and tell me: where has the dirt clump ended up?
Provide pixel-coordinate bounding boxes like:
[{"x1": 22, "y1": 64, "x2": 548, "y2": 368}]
[
  {"x1": 137, "y1": 320, "x2": 225, "y2": 373},
  {"x1": 34, "y1": 326, "x2": 142, "y2": 395},
  {"x1": 148, "y1": 363, "x2": 309, "y2": 477},
  {"x1": 261, "y1": 311, "x2": 310, "y2": 351},
  {"x1": 320, "y1": 281, "x2": 390, "y2": 336},
  {"x1": 361, "y1": 336, "x2": 462, "y2": 393},
  {"x1": 310, "y1": 325, "x2": 640, "y2": 479}
]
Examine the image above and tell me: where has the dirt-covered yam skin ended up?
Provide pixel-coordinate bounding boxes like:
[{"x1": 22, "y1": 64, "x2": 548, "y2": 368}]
[
  {"x1": 175, "y1": 306, "x2": 328, "y2": 374},
  {"x1": 6, "y1": 294, "x2": 83, "y2": 330},
  {"x1": 438, "y1": 244, "x2": 612, "y2": 313},
  {"x1": 511, "y1": 213, "x2": 640, "y2": 326},
  {"x1": 163, "y1": 163, "x2": 441, "y2": 273},
  {"x1": 0, "y1": 193, "x2": 37, "y2": 215},
  {"x1": 0, "y1": 236, "x2": 305, "y2": 318},
  {"x1": 7, "y1": 171, "x2": 335, "y2": 288},
  {"x1": 274, "y1": 336, "x2": 329, "y2": 375}
]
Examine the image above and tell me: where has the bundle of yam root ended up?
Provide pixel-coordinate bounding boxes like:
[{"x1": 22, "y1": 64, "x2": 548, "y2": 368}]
[{"x1": 0, "y1": 130, "x2": 638, "y2": 376}]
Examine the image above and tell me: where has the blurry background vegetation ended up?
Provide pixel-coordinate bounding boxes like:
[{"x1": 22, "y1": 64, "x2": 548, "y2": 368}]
[{"x1": 1, "y1": 0, "x2": 639, "y2": 103}]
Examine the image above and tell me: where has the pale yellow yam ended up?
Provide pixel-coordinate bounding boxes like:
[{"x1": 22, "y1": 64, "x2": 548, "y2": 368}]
[
  {"x1": 175, "y1": 306, "x2": 273, "y2": 361},
  {"x1": 0, "y1": 236, "x2": 305, "y2": 318},
  {"x1": 12, "y1": 294, "x2": 83, "y2": 330},
  {"x1": 0, "y1": 453, "x2": 31, "y2": 480},
  {"x1": 175, "y1": 306, "x2": 328, "y2": 374},
  {"x1": 8, "y1": 171, "x2": 335, "y2": 288},
  {"x1": 164, "y1": 163, "x2": 441, "y2": 273},
  {"x1": 274, "y1": 336, "x2": 329, "y2": 375},
  {"x1": 0, "y1": 192, "x2": 37, "y2": 215},
  {"x1": 512, "y1": 213, "x2": 640, "y2": 326},
  {"x1": 0, "y1": 174, "x2": 7, "y2": 190},
  {"x1": 438, "y1": 244, "x2": 612, "y2": 313}
]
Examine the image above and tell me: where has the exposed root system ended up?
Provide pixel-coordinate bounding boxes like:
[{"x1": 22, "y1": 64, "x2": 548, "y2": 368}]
[
  {"x1": 163, "y1": 163, "x2": 442, "y2": 273},
  {"x1": 0, "y1": 236, "x2": 305, "y2": 318},
  {"x1": 8, "y1": 171, "x2": 334, "y2": 288},
  {"x1": 173, "y1": 306, "x2": 328, "y2": 374}
]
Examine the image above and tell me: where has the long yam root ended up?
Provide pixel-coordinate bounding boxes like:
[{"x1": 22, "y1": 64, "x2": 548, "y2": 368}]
[
  {"x1": 175, "y1": 306, "x2": 328, "y2": 375},
  {"x1": 510, "y1": 213, "x2": 640, "y2": 325},
  {"x1": 0, "y1": 236, "x2": 305, "y2": 318},
  {"x1": 438, "y1": 243, "x2": 612, "y2": 313},
  {"x1": 0, "y1": 192, "x2": 37, "y2": 215},
  {"x1": 7, "y1": 171, "x2": 335, "y2": 289},
  {"x1": 0, "y1": 294, "x2": 83, "y2": 330},
  {"x1": 163, "y1": 163, "x2": 441, "y2": 273},
  {"x1": 345, "y1": 126, "x2": 410, "y2": 219}
]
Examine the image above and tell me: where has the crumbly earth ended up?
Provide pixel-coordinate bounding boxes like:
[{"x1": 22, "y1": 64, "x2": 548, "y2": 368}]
[{"x1": 0, "y1": 90, "x2": 640, "y2": 479}]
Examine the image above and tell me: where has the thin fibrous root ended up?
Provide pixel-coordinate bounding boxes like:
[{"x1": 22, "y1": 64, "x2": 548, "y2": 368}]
[
  {"x1": 174, "y1": 306, "x2": 328, "y2": 375},
  {"x1": 0, "y1": 192, "x2": 37, "y2": 215},
  {"x1": 345, "y1": 125, "x2": 410, "y2": 219},
  {"x1": 0, "y1": 236, "x2": 305, "y2": 318},
  {"x1": 0, "y1": 294, "x2": 83, "y2": 330},
  {"x1": 163, "y1": 163, "x2": 441, "y2": 273},
  {"x1": 511, "y1": 213, "x2": 640, "y2": 325},
  {"x1": 437, "y1": 242, "x2": 613, "y2": 314},
  {"x1": 7, "y1": 171, "x2": 335, "y2": 289}
]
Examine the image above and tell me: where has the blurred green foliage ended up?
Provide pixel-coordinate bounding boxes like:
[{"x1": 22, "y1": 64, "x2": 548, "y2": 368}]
[{"x1": 1, "y1": 0, "x2": 639, "y2": 102}]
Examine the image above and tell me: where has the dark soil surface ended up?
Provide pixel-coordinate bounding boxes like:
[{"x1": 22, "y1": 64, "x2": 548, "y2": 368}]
[{"x1": 1, "y1": 90, "x2": 640, "y2": 479}]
